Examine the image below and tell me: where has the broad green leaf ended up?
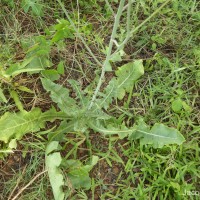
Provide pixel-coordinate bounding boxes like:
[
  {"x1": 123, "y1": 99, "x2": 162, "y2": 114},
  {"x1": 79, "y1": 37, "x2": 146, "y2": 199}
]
[
  {"x1": 42, "y1": 69, "x2": 60, "y2": 81},
  {"x1": 4, "y1": 57, "x2": 44, "y2": 78},
  {"x1": 26, "y1": 57, "x2": 52, "y2": 70},
  {"x1": 109, "y1": 50, "x2": 125, "y2": 63},
  {"x1": 0, "y1": 108, "x2": 44, "y2": 143},
  {"x1": 67, "y1": 167, "x2": 91, "y2": 189},
  {"x1": 51, "y1": 19, "x2": 75, "y2": 43},
  {"x1": 104, "y1": 49, "x2": 125, "y2": 71},
  {"x1": 130, "y1": 120, "x2": 185, "y2": 148},
  {"x1": 89, "y1": 119, "x2": 185, "y2": 148},
  {"x1": 89, "y1": 120, "x2": 131, "y2": 139},
  {"x1": 45, "y1": 141, "x2": 65, "y2": 200},
  {"x1": 41, "y1": 78, "x2": 79, "y2": 116},
  {"x1": 115, "y1": 59, "x2": 144, "y2": 94},
  {"x1": 0, "y1": 107, "x2": 66, "y2": 143},
  {"x1": 99, "y1": 59, "x2": 144, "y2": 109},
  {"x1": 25, "y1": 35, "x2": 51, "y2": 57},
  {"x1": 63, "y1": 156, "x2": 98, "y2": 190},
  {"x1": 171, "y1": 98, "x2": 183, "y2": 113}
]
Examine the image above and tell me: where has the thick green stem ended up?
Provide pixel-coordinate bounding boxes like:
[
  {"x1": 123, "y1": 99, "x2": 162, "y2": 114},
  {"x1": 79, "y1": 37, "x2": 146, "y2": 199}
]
[{"x1": 88, "y1": 0, "x2": 126, "y2": 110}]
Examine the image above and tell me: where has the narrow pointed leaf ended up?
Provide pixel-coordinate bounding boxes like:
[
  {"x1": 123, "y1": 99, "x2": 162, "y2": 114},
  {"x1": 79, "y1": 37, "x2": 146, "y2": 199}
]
[
  {"x1": 0, "y1": 88, "x2": 7, "y2": 103},
  {"x1": 68, "y1": 79, "x2": 87, "y2": 107}
]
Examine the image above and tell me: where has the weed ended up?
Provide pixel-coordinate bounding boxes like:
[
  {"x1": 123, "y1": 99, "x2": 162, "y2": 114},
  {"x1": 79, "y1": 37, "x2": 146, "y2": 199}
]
[{"x1": 0, "y1": 0, "x2": 199, "y2": 199}]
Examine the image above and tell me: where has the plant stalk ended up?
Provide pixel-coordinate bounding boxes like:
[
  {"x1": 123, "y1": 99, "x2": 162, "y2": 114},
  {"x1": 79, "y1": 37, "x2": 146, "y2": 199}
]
[
  {"x1": 112, "y1": 0, "x2": 171, "y2": 55},
  {"x1": 88, "y1": 0, "x2": 126, "y2": 110},
  {"x1": 57, "y1": 0, "x2": 102, "y2": 67}
]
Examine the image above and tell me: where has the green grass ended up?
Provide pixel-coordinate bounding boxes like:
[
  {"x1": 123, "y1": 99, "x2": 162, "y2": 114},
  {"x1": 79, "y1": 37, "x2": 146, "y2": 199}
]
[{"x1": 0, "y1": 0, "x2": 199, "y2": 199}]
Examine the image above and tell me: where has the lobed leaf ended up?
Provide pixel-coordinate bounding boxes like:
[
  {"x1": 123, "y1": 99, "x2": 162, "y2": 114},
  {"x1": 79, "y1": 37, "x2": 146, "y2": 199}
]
[
  {"x1": 0, "y1": 108, "x2": 43, "y2": 143},
  {"x1": 21, "y1": 0, "x2": 43, "y2": 16},
  {"x1": 99, "y1": 59, "x2": 144, "y2": 109},
  {"x1": 89, "y1": 119, "x2": 185, "y2": 148},
  {"x1": 41, "y1": 78, "x2": 79, "y2": 116},
  {"x1": 0, "y1": 107, "x2": 66, "y2": 143},
  {"x1": 130, "y1": 119, "x2": 186, "y2": 148},
  {"x1": 115, "y1": 59, "x2": 144, "y2": 95}
]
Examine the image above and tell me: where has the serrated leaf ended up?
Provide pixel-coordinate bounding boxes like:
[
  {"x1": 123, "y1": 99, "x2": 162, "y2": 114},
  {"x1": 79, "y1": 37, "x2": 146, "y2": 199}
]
[
  {"x1": 0, "y1": 108, "x2": 44, "y2": 143},
  {"x1": 99, "y1": 60, "x2": 144, "y2": 109},
  {"x1": 41, "y1": 78, "x2": 79, "y2": 116},
  {"x1": 0, "y1": 107, "x2": 66, "y2": 143},
  {"x1": 130, "y1": 120, "x2": 185, "y2": 148},
  {"x1": 45, "y1": 141, "x2": 65, "y2": 200},
  {"x1": 68, "y1": 79, "x2": 87, "y2": 107},
  {"x1": 115, "y1": 59, "x2": 144, "y2": 94},
  {"x1": 42, "y1": 69, "x2": 60, "y2": 81},
  {"x1": 89, "y1": 119, "x2": 185, "y2": 148}
]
